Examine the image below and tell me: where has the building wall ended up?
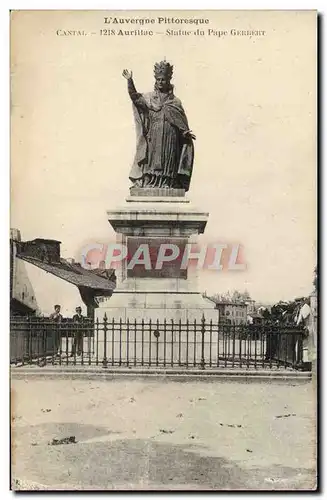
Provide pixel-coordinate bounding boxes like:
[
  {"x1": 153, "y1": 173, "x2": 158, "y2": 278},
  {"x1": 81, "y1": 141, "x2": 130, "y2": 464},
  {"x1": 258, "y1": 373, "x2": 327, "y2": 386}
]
[
  {"x1": 10, "y1": 228, "x2": 86, "y2": 317},
  {"x1": 245, "y1": 299, "x2": 256, "y2": 314},
  {"x1": 11, "y1": 229, "x2": 39, "y2": 314},
  {"x1": 23, "y1": 262, "x2": 85, "y2": 317},
  {"x1": 217, "y1": 302, "x2": 247, "y2": 325}
]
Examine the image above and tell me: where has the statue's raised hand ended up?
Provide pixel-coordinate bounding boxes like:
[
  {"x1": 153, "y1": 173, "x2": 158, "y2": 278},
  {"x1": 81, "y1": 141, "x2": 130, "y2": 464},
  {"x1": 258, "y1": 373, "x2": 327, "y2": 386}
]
[{"x1": 122, "y1": 69, "x2": 133, "y2": 80}]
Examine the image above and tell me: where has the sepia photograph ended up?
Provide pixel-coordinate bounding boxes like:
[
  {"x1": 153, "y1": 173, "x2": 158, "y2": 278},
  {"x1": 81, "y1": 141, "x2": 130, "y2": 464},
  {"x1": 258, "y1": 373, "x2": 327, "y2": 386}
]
[{"x1": 10, "y1": 9, "x2": 317, "y2": 491}]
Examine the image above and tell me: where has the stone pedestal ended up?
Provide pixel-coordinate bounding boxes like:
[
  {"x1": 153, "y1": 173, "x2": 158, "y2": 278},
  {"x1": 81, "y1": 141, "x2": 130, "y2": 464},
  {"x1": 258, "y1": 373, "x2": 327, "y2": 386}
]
[{"x1": 96, "y1": 189, "x2": 218, "y2": 323}]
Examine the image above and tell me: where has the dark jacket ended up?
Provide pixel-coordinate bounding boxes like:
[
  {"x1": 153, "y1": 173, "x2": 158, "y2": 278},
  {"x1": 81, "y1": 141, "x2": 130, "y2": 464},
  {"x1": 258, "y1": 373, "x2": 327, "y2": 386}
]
[{"x1": 73, "y1": 314, "x2": 84, "y2": 323}]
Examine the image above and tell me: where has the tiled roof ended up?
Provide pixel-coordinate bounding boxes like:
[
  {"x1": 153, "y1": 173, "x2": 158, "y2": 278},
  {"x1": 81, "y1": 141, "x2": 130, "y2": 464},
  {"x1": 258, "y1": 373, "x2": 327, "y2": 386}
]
[{"x1": 17, "y1": 255, "x2": 116, "y2": 292}]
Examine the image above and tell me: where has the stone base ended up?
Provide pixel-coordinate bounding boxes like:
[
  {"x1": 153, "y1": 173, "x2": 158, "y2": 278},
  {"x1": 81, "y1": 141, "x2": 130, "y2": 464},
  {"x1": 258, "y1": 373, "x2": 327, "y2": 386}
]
[
  {"x1": 126, "y1": 195, "x2": 189, "y2": 204},
  {"x1": 96, "y1": 289, "x2": 219, "y2": 323},
  {"x1": 95, "y1": 288, "x2": 219, "y2": 365},
  {"x1": 129, "y1": 187, "x2": 185, "y2": 197},
  {"x1": 107, "y1": 197, "x2": 208, "y2": 236},
  {"x1": 103, "y1": 191, "x2": 216, "y2": 326}
]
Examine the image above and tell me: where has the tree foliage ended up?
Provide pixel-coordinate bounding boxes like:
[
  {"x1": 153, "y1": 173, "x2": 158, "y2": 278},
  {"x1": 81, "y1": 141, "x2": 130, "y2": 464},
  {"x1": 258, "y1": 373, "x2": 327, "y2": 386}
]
[{"x1": 208, "y1": 289, "x2": 252, "y2": 304}]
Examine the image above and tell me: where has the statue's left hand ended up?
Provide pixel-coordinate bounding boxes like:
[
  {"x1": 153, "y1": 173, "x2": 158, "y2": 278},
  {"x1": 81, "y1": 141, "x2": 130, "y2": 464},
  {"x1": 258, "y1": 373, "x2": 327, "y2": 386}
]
[{"x1": 183, "y1": 130, "x2": 196, "y2": 140}]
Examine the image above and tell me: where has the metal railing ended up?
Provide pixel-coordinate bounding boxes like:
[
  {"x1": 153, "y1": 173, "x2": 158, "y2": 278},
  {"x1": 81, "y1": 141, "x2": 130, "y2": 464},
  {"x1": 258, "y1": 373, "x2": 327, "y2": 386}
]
[{"x1": 10, "y1": 315, "x2": 306, "y2": 370}]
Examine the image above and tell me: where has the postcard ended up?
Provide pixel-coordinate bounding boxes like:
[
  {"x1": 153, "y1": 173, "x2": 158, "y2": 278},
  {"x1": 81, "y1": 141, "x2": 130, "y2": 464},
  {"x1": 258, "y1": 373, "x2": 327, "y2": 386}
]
[{"x1": 10, "y1": 10, "x2": 317, "y2": 491}]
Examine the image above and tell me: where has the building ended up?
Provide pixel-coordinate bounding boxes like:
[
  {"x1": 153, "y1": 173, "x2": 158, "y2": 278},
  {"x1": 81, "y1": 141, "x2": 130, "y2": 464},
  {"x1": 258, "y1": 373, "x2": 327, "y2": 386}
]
[
  {"x1": 247, "y1": 312, "x2": 265, "y2": 325},
  {"x1": 10, "y1": 229, "x2": 117, "y2": 319},
  {"x1": 203, "y1": 293, "x2": 248, "y2": 324},
  {"x1": 10, "y1": 229, "x2": 40, "y2": 316},
  {"x1": 215, "y1": 301, "x2": 247, "y2": 325},
  {"x1": 244, "y1": 299, "x2": 256, "y2": 315}
]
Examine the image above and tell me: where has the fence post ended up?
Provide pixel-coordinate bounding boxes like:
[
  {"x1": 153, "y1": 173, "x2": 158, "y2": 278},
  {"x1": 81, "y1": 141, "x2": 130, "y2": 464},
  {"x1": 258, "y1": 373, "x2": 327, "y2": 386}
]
[
  {"x1": 111, "y1": 318, "x2": 115, "y2": 366},
  {"x1": 27, "y1": 316, "x2": 32, "y2": 365},
  {"x1": 102, "y1": 313, "x2": 108, "y2": 368},
  {"x1": 119, "y1": 318, "x2": 122, "y2": 366},
  {"x1": 171, "y1": 319, "x2": 174, "y2": 367},
  {"x1": 95, "y1": 318, "x2": 99, "y2": 365},
  {"x1": 92, "y1": 319, "x2": 95, "y2": 356},
  {"x1": 201, "y1": 314, "x2": 206, "y2": 370},
  {"x1": 126, "y1": 318, "x2": 130, "y2": 367},
  {"x1": 58, "y1": 321, "x2": 62, "y2": 366}
]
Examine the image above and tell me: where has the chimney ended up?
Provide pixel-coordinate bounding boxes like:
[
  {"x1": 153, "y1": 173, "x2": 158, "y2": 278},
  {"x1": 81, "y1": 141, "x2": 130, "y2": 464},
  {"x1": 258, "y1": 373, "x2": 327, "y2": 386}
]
[{"x1": 10, "y1": 228, "x2": 21, "y2": 241}]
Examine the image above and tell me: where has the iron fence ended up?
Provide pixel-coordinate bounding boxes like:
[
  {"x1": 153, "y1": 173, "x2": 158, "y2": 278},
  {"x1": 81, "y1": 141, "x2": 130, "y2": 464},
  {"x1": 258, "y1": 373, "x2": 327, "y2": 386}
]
[{"x1": 10, "y1": 315, "x2": 306, "y2": 370}]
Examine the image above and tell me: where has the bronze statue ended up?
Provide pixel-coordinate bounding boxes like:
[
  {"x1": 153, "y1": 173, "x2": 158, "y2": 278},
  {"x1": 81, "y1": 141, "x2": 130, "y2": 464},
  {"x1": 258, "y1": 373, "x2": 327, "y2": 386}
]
[{"x1": 122, "y1": 61, "x2": 195, "y2": 191}]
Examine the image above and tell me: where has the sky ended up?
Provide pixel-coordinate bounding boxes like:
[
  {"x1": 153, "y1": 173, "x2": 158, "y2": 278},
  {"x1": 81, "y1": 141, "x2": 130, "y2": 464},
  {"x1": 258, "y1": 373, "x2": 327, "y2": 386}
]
[{"x1": 10, "y1": 10, "x2": 317, "y2": 315}]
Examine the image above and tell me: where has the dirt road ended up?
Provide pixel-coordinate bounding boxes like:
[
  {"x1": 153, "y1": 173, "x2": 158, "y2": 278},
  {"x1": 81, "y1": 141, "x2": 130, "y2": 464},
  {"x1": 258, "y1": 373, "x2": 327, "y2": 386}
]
[{"x1": 11, "y1": 378, "x2": 316, "y2": 490}]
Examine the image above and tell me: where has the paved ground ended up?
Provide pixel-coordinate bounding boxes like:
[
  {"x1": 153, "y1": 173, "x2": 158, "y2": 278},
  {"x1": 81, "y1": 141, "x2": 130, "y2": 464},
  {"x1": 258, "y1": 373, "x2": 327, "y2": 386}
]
[{"x1": 11, "y1": 378, "x2": 317, "y2": 491}]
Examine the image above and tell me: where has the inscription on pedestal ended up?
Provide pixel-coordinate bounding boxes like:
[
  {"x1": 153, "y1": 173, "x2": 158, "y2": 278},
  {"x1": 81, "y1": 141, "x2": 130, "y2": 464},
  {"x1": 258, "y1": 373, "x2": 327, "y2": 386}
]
[{"x1": 127, "y1": 237, "x2": 187, "y2": 279}]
